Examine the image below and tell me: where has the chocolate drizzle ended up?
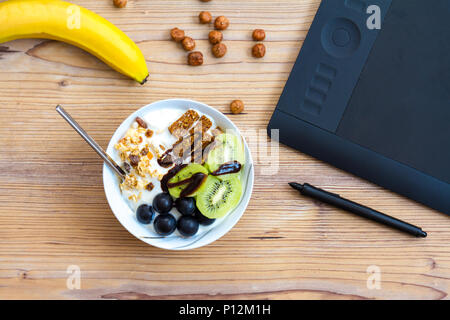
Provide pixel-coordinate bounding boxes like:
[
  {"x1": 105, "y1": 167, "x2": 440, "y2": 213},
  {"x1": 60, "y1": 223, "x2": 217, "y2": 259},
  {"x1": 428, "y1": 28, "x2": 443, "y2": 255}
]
[
  {"x1": 167, "y1": 172, "x2": 207, "y2": 198},
  {"x1": 211, "y1": 161, "x2": 242, "y2": 176},
  {"x1": 160, "y1": 164, "x2": 187, "y2": 192},
  {"x1": 157, "y1": 150, "x2": 176, "y2": 168},
  {"x1": 160, "y1": 164, "x2": 207, "y2": 198}
]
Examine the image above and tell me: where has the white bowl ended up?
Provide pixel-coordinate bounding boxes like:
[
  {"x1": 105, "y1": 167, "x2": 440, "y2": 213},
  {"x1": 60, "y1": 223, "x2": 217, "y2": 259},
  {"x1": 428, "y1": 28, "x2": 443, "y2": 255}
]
[{"x1": 103, "y1": 99, "x2": 254, "y2": 250}]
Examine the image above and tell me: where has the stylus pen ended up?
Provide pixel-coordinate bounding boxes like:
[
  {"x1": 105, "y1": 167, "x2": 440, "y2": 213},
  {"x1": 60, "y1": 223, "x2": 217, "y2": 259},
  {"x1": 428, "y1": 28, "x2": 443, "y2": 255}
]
[{"x1": 289, "y1": 182, "x2": 427, "y2": 238}]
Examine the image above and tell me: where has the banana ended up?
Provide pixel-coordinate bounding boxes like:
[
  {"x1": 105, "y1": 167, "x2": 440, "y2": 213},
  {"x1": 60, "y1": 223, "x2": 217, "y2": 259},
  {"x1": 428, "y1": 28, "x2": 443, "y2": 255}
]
[{"x1": 0, "y1": 0, "x2": 149, "y2": 84}]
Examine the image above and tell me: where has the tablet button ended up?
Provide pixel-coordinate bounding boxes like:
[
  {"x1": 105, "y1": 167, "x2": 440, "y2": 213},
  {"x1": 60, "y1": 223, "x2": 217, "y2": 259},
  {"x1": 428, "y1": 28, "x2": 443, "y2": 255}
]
[
  {"x1": 332, "y1": 28, "x2": 351, "y2": 47},
  {"x1": 321, "y1": 18, "x2": 361, "y2": 58}
]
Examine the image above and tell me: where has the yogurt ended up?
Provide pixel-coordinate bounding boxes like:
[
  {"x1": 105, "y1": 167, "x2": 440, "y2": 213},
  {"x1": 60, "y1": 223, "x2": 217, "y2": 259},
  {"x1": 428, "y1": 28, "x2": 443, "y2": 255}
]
[{"x1": 114, "y1": 108, "x2": 217, "y2": 212}]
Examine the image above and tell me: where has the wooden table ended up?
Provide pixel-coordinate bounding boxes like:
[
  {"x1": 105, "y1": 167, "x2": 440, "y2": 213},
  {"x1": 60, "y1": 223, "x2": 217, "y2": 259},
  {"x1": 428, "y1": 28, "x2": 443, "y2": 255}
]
[{"x1": 1, "y1": 0, "x2": 449, "y2": 300}]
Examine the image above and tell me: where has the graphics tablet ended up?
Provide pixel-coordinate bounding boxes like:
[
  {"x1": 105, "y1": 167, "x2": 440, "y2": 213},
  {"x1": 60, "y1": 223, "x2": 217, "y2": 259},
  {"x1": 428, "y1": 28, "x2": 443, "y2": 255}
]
[{"x1": 268, "y1": 0, "x2": 450, "y2": 215}]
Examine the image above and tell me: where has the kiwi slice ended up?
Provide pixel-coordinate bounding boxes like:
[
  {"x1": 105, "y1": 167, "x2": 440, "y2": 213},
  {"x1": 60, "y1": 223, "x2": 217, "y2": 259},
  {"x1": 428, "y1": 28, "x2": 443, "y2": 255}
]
[
  {"x1": 196, "y1": 175, "x2": 242, "y2": 219},
  {"x1": 206, "y1": 133, "x2": 245, "y2": 180},
  {"x1": 168, "y1": 163, "x2": 208, "y2": 198}
]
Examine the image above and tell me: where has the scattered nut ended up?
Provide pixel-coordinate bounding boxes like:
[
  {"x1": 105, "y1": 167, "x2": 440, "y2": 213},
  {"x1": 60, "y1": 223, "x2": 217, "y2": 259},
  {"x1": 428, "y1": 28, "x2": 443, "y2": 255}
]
[
  {"x1": 252, "y1": 29, "x2": 266, "y2": 41},
  {"x1": 214, "y1": 16, "x2": 229, "y2": 30},
  {"x1": 113, "y1": 0, "x2": 127, "y2": 8},
  {"x1": 146, "y1": 182, "x2": 155, "y2": 191},
  {"x1": 212, "y1": 43, "x2": 227, "y2": 58},
  {"x1": 200, "y1": 0, "x2": 211, "y2": 2},
  {"x1": 135, "y1": 117, "x2": 147, "y2": 128},
  {"x1": 170, "y1": 28, "x2": 185, "y2": 42},
  {"x1": 182, "y1": 37, "x2": 196, "y2": 51},
  {"x1": 230, "y1": 100, "x2": 244, "y2": 114},
  {"x1": 208, "y1": 30, "x2": 223, "y2": 44},
  {"x1": 199, "y1": 11, "x2": 212, "y2": 24},
  {"x1": 252, "y1": 43, "x2": 266, "y2": 58},
  {"x1": 188, "y1": 51, "x2": 204, "y2": 66}
]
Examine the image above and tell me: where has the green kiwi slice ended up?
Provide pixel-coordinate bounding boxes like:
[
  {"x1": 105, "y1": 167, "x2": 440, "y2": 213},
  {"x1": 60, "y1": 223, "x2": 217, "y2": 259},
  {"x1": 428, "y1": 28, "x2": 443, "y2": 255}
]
[
  {"x1": 168, "y1": 163, "x2": 208, "y2": 198},
  {"x1": 195, "y1": 175, "x2": 242, "y2": 219},
  {"x1": 206, "y1": 133, "x2": 245, "y2": 180}
]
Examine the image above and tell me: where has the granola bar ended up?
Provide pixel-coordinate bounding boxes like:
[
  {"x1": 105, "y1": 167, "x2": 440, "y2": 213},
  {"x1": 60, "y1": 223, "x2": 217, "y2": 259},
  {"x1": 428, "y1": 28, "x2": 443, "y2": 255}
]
[{"x1": 168, "y1": 109, "x2": 200, "y2": 138}]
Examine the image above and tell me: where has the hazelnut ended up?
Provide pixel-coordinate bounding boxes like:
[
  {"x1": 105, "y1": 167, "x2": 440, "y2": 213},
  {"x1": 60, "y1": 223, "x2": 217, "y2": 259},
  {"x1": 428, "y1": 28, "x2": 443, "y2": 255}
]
[
  {"x1": 188, "y1": 51, "x2": 204, "y2": 66},
  {"x1": 182, "y1": 37, "x2": 196, "y2": 51},
  {"x1": 230, "y1": 100, "x2": 244, "y2": 114},
  {"x1": 113, "y1": 0, "x2": 127, "y2": 8},
  {"x1": 252, "y1": 43, "x2": 266, "y2": 58},
  {"x1": 170, "y1": 28, "x2": 185, "y2": 42},
  {"x1": 208, "y1": 30, "x2": 223, "y2": 44},
  {"x1": 199, "y1": 11, "x2": 212, "y2": 24},
  {"x1": 212, "y1": 43, "x2": 227, "y2": 58},
  {"x1": 252, "y1": 29, "x2": 266, "y2": 41},
  {"x1": 214, "y1": 16, "x2": 229, "y2": 30}
]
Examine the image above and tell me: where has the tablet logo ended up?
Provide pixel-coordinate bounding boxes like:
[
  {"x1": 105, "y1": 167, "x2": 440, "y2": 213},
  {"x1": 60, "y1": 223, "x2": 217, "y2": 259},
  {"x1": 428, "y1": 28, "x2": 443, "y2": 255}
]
[{"x1": 366, "y1": 5, "x2": 381, "y2": 30}]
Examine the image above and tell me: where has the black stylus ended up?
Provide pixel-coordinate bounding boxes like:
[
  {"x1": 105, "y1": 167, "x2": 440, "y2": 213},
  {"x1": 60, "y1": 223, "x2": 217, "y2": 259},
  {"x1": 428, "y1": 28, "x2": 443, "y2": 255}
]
[{"x1": 289, "y1": 182, "x2": 427, "y2": 238}]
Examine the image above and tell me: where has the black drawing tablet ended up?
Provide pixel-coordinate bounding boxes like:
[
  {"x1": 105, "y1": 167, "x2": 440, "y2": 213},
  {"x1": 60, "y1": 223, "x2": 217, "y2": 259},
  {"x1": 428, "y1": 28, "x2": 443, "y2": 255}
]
[{"x1": 268, "y1": 0, "x2": 450, "y2": 214}]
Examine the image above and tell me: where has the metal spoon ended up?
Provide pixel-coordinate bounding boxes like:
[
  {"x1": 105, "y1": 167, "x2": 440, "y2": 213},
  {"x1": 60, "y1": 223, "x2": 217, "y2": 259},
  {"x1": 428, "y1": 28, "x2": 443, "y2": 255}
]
[{"x1": 56, "y1": 105, "x2": 126, "y2": 180}]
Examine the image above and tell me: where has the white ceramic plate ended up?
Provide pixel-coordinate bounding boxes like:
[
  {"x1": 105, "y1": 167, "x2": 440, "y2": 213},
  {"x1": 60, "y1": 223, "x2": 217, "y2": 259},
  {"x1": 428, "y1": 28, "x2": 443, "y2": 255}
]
[{"x1": 103, "y1": 99, "x2": 254, "y2": 250}]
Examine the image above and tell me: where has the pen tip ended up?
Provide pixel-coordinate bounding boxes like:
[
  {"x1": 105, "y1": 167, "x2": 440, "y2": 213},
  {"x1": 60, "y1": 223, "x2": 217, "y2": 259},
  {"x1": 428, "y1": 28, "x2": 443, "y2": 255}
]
[
  {"x1": 419, "y1": 230, "x2": 427, "y2": 238},
  {"x1": 289, "y1": 182, "x2": 304, "y2": 191}
]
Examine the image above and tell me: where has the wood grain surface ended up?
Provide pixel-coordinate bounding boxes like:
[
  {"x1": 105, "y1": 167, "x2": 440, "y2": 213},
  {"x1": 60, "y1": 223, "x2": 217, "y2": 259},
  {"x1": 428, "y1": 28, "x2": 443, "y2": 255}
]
[{"x1": 1, "y1": 0, "x2": 449, "y2": 300}]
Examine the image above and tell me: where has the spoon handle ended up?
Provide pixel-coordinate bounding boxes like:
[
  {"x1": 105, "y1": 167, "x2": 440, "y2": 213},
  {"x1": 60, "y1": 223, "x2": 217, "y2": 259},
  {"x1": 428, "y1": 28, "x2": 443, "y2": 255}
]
[{"x1": 56, "y1": 105, "x2": 126, "y2": 180}]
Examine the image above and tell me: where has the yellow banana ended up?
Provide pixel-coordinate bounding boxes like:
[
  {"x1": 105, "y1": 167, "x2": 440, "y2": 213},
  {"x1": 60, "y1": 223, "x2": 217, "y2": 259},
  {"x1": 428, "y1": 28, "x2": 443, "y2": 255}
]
[{"x1": 0, "y1": 0, "x2": 149, "y2": 84}]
